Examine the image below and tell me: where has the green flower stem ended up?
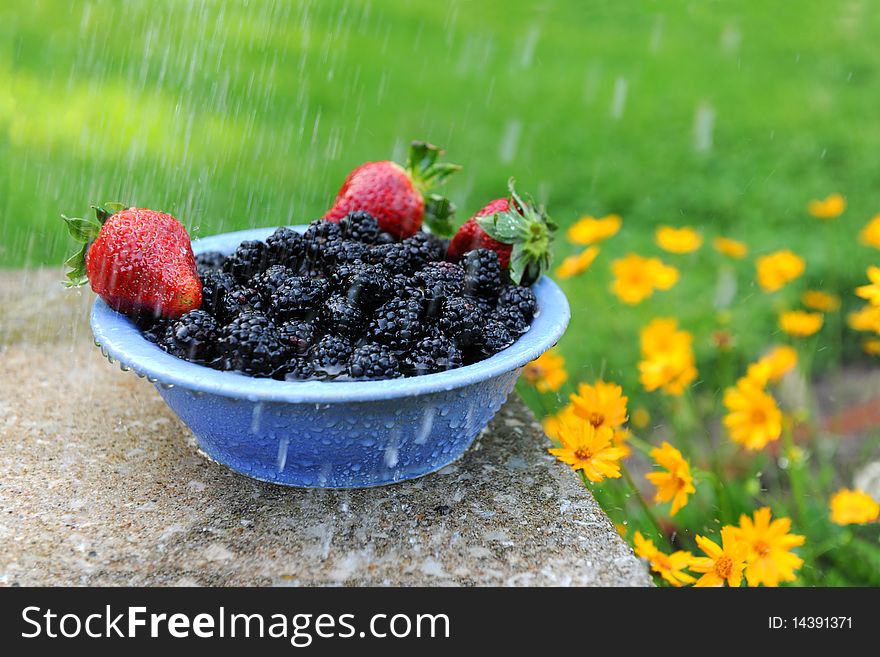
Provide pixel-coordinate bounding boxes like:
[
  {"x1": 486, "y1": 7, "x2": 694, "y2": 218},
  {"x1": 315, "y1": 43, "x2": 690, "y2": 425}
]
[
  {"x1": 781, "y1": 423, "x2": 809, "y2": 526},
  {"x1": 683, "y1": 389, "x2": 736, "y2": 525},
  {"x1": 626, "y1": 433, "x2": 655, "y2": 456},
  {"x1": 619, "y1": 464, "x2": 673, "y2": 550}
]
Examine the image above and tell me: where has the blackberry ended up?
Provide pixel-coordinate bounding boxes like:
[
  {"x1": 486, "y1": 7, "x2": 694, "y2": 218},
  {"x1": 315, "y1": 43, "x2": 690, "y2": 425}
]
[
  {"x1": 218, "y1": 312, "x2": 283, "y2": 376},
  {"x1": 367, "y1": 297, "x2": 424, "y2": 350},
  {"x1": 254, "y1": 264, "x2": 294, "y2": 300},
  {"x1": 403, "y1": 232, "x2": 446, "y2": 267},
  {"x1": 309, "y1": 334, "x2": 353, "y2": 374},
  {"x1": 494, "y1": 305, "x2": 530, "y2": 335},
  {"x1": 280, "y1": 356, "x2": 316, "y2": 381},
  {"x1": 277, "y1": 319, "x2": 316, "y2": 356},
  {"x1": 301, "y1": 219, "x2": 342, "y2": 260},
  {"x1": 438, "y1": 296, "x2": 483, "y2": 347},
  {"x1": 473, "y1": 319, "x2": 514, "y2": 358},
  {"x1": 160, "y1": 310, "x2": 220, "y2": 363},
  {"x1": 368, "y1": 242, "x2": 417, "y2": 273},
  {"x1": 464, "y1": 294, "x2": 495, "y2": 317},
  {"x1": 348, "y1": 343, "x2": 401, "y2": 380},
  {"x1": 220, "y1": 285, "x2": 268, "y2": 322},
  {"x1": 223, "y1": 240, "x2": 270, "y2": 283},
  {"x1": 265, "y1": 227, "x2": 303, "y2": 269},
  {"x1": 270, "y1": 276, "x2": 330, "y2": 321},
  {"x1": 199, "y1": 271, "x2": 236, "y2": 317},
  {"x1": 390, "y1": 272, "x2": 425, "y2": 301},
  {"x1": 405, "y1": 333, "x2": 463, "y2": 375},
  {"x1": 414, "y1": 261, "x2": 465, "y2": 315},
  {"x1": 375, "y1": 231, "x2": 397, "y2": 245},
  {"x1": 461, "y1": 249, "x2": 502, "y2": 298},
  {"x1": 497, "y1": 285, "x2": 538, "y2": 321},
  {"x1": 321, "y1": 239, "x2": 367, "y2": 270},
  {"x1": 335, "y1": 263, "x2": 391, "y2": 307},
  {"x1": 318, "y1": 294, "x2": 365, "y2": 337},
  {"x1": 338, "y1": 210, "x2": 380, "y2": 243},
  {"x1": 136, "y1": 314, "x2": 170, "y2": 344},
  {"x1": 196, "y1": 251, "x2": 226, "y2": 276}
]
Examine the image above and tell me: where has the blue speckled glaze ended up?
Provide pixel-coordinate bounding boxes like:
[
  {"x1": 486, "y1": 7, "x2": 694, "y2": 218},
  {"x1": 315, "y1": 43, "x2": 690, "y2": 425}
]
[{"x1": 90, "y1": 227, "x2": 570, "y2": 488}]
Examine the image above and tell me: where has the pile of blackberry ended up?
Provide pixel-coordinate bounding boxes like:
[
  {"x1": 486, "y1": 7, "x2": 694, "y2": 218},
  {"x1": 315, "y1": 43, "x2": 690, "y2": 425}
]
[{"x1": 140, "y1": 212, "x2": 538, "y2": 381}]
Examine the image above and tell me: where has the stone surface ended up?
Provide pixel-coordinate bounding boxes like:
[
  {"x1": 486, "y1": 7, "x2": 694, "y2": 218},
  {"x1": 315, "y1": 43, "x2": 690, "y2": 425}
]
[{"x1": 0, "y1": 269, "x2": 650, "y2": 586}]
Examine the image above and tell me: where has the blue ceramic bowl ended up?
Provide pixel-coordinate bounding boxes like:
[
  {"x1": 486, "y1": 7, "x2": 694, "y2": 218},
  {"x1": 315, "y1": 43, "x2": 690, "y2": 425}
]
[{"x1": 90, "y1": 227, "x2": 570, "y2": 488}]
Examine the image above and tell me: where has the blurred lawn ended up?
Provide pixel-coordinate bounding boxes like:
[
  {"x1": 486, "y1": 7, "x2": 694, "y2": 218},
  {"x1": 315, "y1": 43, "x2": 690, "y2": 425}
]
[{"x1": 3, "y1": 0, "x2": 880, "y2": 391}]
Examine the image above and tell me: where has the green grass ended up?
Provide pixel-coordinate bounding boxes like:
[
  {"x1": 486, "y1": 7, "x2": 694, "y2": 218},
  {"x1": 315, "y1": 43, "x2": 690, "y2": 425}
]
[{"x1": 3, "y1": 0, "x2": 880, "y2": 386}]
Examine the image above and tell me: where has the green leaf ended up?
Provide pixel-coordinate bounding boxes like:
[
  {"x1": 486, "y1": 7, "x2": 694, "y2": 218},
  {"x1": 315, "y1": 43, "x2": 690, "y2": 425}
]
[
  {"x1": 475, "y1": 211, "x2": 528, "y2": 243},
  {"x1": 407, "y1": 141, "x2": 439, "y2": 173},
  {"x1": 92, "y1": 201, "x2": 125, "y2": 224},
  {"x1": 508, "y1": 243, "x2": 528, "y2": 285},
  {"x1": 423, "y1": 194, "x2": 457, "y2": 238},
  {"x1": 62, "y1": 242, "x2": 90, "y2": 287},
  {"x1": 61, "y1": 215, "x2": 101, "y2": 242},
  {"x1": 421, "y1": 162, "x2": 462, "y2": 187}
]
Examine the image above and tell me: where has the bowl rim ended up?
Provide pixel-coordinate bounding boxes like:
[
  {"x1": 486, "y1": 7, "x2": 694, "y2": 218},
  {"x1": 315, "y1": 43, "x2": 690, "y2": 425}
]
[{"x1": 90, "y1": 226, "x2": 570, "y2": 403}]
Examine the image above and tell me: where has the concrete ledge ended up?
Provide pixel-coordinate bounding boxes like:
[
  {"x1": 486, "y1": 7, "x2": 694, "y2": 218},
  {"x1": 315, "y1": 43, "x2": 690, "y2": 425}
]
[{"x1": 0, "y1": 269, "x2": 650, "y2": 586}]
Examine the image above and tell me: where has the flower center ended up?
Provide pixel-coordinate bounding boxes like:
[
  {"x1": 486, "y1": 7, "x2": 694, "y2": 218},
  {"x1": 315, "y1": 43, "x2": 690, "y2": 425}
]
[
  {"x1": 715, "y1": 555, "x2": 734, "y2": 579},
  {"x1": 524, "y1": 365, "x2": 545, "y2": 383},
  {"x1": 750, "y1": 408, "x2": 767, "y2": 425},
  {"x1": 574, "y1": 446, "x2": 594, "y2": 461},
  {"x1": 589, "y1": 412, "x2": 605, "y2": 428},
  {"x1": 754, "y1": 540, "x2": 771, "y2": 557}
]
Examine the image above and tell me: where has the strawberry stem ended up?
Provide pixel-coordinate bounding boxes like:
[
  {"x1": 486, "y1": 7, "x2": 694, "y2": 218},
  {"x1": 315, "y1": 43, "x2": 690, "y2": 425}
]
[
  {"x1": 61, "y1": 202, "x2": 126, "y2": 288},
  {"x1": 405, "y1": 140, "x2": 462, "y2": 237},
  {"x1": 474, "y1": 179, "x2": 557, "y2": 285}
]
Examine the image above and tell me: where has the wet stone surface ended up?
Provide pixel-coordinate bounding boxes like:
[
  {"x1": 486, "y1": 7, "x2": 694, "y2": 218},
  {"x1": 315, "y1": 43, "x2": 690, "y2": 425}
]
[{"x1": 0, "y1": 269, "x2": 650, "y2": 586}]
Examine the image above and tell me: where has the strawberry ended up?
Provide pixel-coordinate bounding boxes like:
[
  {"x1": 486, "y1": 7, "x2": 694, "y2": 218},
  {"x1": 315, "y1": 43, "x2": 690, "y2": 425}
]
[
  {"x1": 447, "y1": 180, "x2": 557, "y2": 285},
  {"x1": 323, "y1": 141, "x2": 461, "y2": 239},
  {"x1": 62, "y1": 203, "x2": 202, "y2": 318},
  {"x1": 447, "y1": 198, "x2": 514, "y2": 268}
]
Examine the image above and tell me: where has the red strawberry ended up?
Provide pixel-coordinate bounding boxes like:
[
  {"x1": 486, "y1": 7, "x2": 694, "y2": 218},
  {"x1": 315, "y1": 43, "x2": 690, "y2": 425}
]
[
  {"x1": 447, "y1": 180, "x2": 557, "y2": 286},
  {"x1": 447, "y1": 198, "x2": 514, "y2": 268},
  {"x1": 62, "y1": 203, "x2": 201, "y2": 318},
  {"x1": 324, "y1": 141, "x2": 461, "y2": 239}
]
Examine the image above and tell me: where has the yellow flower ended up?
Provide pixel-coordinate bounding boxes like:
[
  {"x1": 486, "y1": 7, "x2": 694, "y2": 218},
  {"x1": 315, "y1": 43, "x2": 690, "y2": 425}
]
[
  {"x1": 610, "y1": 253, "x2": 679, "y2": 305},
  {"x1": 690, "y1": 527, "x2": 748, "y2": 587},
  {"x1": 829, "y1": 488, "x2": 880, "y2": 525},
  {"x1": 848, "y1": 305, "x2": 880, "y2": 333},
  {"x1": 555, "y1": 246, "x2": 599, "y2": 279},
  {"x1": 639, "y1": 358, "x2": 697, "y2": 396},
  {"x1": 655, "y1": 226, "x2": 703, "y2": 254},
  {"x1": 612, "y1": 427, "x2": 632, "y2": 459},
  {"x1": 638, "y1": 318, "x2": 697, "y2": 396},
  {"x1": 723, "y1": 376, "x2": 782, "y2": 450},
  {"x1": 733, "y1": 507, "x2": 805, "y2": 587},
  {"x1": 779, "y1": 310, "x2": 823, "y2": 338},
  {"x1": 522, "y1": 349, "x2": 568, "y2": 393},
  {"x1": 801, "y1": 290, "x2": 841, "y2": 313},
  {"x1": 713, "y1": 236, "x2": 748, "y2": 259},
  {"x1": 645, "y1": 441, "x2": 695, "y2": 516},
  {"x1": 756, "y1": 250, "x2": 805, "y2": 292},
  {"x1": 542, "y1": 405, "x2": 576, "y2": 441},
  {"x1": 859, "y1": 214, "x2": 880, "y2": 249},
  {"x1": 567, "y1": 214, "x2": 622, "y2": 245},
  {"x1": 855, "y1": 266, "x2": 880, "y2": 306},
  {"x1": 863, "y1": 338, "x2": 880, "y2": 356},
  {"x1": 569, "y1": 380, "x2": 628, "y2": 430},
  {"x1": 547, "y1": 416, "x2": 627, "y2": 482},
  {"x1": 807, "y1": 193, "x2": 846, "y2": 219},
  {"x1": 631, "y1": 406, "x2": 650, "y2": 429},
  {"x1": 754, "y1": 345, "x2": 798, "y2": 383},
  {"x1": 633, "y1": 531, "x2": 695, "y2": 587}
]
